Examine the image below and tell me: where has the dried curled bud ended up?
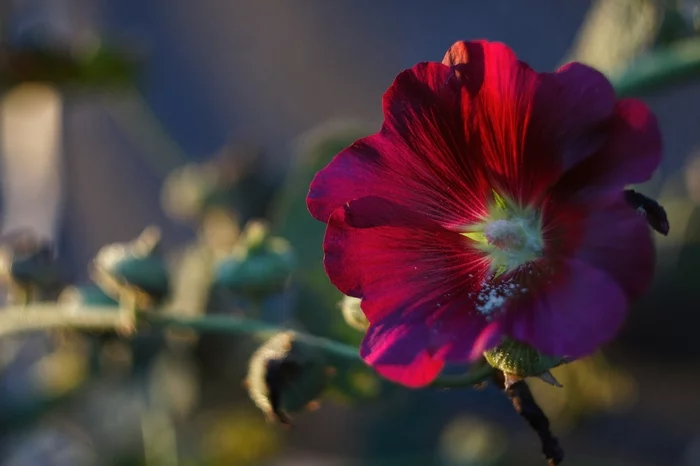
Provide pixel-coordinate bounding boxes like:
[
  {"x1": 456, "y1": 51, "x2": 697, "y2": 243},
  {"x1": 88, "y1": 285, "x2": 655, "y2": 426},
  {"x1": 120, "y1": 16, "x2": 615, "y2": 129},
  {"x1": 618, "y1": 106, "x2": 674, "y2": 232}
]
[
  {"x1": 339, "y1": 295, "x2": 369, "y2": 331},
  {"x1": 624, "y1": 189, "x2": 670, "y2": 235},
  {"x1": 90, "y1": 226, "x2": 170, "y2": 310},
  {"x1": 246, "y1": 331, "x2": 330, "y2": 425},
  {"x1": 484, "y1": 338, "x2": 569, "y2": 389},
  {"x1": 215, "y1": 220, "x2": 295, "y2": 299}
]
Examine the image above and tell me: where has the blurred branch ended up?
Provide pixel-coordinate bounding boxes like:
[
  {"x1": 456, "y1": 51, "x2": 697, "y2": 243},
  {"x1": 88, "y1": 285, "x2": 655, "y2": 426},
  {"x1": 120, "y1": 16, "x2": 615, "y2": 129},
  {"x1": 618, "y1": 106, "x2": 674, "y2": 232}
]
[
  {"x1": 0, "y1": 305, "x2": 494, "y2": 388},
  {"x1": 0, "y1": 304, "x2": 127, "y2": 335},
  {"x1": 611, "y1": 35, "x2": 700, "y2": 96}
]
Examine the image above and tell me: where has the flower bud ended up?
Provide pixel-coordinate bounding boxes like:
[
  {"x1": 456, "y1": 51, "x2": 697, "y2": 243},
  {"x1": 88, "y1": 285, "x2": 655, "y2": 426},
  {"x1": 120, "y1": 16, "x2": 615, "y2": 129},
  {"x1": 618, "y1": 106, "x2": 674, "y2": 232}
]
[
  {"x1": 246, "y1": 331, "x2": 330, "y2": 424},
  {"x1": 339, "y1": 295, "x2": 369, "y2": 331},
  {"x1": 215, "y1": 220, "x2": 295, "y2": 299},
  {"x1": 484, "y1": 338, "x2": 569, "y2": 389},
  {"x1": 91, "y1": 226, "x2": 170, "y2": 309}
]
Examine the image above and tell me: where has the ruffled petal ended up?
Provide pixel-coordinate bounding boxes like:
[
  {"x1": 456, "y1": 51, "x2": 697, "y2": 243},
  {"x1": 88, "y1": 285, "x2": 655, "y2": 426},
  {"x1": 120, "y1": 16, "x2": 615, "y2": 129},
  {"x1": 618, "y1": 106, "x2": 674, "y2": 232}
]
[
  {"x1": 502, "y1": 259, "x2": 628, "y2": 358},
  {"x1": 360, "y1": 316, "x2": 445, "y2": 387},
  {"x1": 308, "y1": 62, "x2": 490, "y2": 229},
  {"x1": 534, "y1": 62, "x2": 616, "y2": 169},
  {"x1": 540, "y1": 190, "x2": 655, "y2": 300},
  {"x1": 443, "y1": 41, "x2": 619, "y2": 205},
  {"x1": 574, "y1": 192, "x2": 655, "y2": 300},
  {"x1": 553, "y1": 99, "x2": 662, "y2": 196}
]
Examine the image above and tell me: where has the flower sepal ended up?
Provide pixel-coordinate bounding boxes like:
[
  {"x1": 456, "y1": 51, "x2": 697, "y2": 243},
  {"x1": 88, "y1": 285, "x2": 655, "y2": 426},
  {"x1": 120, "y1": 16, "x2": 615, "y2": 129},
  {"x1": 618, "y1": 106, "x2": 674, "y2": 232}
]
[{"x1": 483, "y1": 338, "x2": 570, "y2": 389}]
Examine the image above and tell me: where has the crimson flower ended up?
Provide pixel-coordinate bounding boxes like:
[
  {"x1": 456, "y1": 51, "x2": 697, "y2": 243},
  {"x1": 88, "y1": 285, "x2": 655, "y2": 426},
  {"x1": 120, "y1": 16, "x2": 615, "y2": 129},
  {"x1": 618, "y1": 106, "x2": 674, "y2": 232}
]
[{"x1": 306, "y1": 40, "x2": 662, "y2": 387}]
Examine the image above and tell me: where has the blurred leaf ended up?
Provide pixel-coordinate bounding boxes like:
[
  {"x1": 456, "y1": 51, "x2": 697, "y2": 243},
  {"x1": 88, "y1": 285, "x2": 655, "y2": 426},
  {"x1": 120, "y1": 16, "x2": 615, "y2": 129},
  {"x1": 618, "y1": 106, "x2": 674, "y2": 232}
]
[
  {"x1": 612, "y1": 35, "x2": 700, "y2": 97},
  {"x1": 0, "y1": 41, "x2": 138, "y2": 90},
  {"x1": 528, "y1": 352, "x2": 637, "y2": 430}
]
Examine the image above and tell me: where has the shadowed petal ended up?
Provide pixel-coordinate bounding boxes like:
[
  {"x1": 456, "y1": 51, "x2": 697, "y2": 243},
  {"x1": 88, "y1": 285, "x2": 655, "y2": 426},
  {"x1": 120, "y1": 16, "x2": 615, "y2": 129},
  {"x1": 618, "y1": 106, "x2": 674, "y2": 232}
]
[
  {"x1": 554, "y1": 99, "x2": 662, "y2": 196},
  {"x1": 535, "y1": 62, "x2": 616, "y2": 169},
  {"x1": 504, "y1": 259, "x2": 628, "y2": 358},
  {"x1": 430, "y1": 316, "x2": 505, "y2": 362},
  {"x1": 575, "y1": 192, "x2": 655, "y2": 300}
]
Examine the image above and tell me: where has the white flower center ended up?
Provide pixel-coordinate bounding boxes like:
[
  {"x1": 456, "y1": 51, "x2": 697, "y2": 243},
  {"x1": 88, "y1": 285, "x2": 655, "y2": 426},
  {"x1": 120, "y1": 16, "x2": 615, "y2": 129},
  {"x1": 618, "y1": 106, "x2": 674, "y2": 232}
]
[
  {"x1": 462, "y1": 192, "x2": 543, "y2": 275},
  {"x1": 484, "y1": 219, "x2": 525, "y2": 250}
]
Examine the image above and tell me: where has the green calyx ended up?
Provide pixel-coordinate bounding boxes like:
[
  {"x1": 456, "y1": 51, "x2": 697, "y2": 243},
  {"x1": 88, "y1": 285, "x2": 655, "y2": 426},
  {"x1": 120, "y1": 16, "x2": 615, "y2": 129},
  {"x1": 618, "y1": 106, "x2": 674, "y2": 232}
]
[{"x1": 483, "y1": 338, "x2": 570, "y2": 388}]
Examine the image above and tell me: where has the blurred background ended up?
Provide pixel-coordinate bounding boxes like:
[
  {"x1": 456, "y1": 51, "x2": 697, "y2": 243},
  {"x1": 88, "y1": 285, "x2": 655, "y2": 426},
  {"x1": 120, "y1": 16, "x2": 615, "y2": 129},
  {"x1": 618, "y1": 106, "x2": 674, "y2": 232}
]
[{"x1": 0, "y1": 0, "x2": 699, "y2": 465}]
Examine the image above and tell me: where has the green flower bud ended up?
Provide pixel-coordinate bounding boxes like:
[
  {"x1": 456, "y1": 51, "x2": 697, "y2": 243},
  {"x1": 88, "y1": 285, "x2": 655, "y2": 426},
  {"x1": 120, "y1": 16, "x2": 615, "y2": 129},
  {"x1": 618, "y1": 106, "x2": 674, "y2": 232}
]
[
  {"x1": 215, "y1": 220, "x2": 295, "y2": 299},
  {"x1": 91, "y1": 226, "x2": 170, "y2": 309},
  {"x1": 246, "y1": 331, "x2": 330, "y2": 425}
]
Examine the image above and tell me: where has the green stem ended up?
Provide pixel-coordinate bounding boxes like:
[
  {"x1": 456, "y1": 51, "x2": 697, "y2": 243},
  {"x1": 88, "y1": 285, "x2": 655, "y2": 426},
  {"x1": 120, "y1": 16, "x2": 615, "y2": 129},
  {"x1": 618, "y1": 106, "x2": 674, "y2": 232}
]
[
  {"x1": 430, "y1": 362, "x2": 495, "y2": 389},
  {"x1": 611, "y1": 36, "x2": 700, "y2": 97},
  {"x1": 0, "y1": 305, "x2": 493, "y2": 388}
]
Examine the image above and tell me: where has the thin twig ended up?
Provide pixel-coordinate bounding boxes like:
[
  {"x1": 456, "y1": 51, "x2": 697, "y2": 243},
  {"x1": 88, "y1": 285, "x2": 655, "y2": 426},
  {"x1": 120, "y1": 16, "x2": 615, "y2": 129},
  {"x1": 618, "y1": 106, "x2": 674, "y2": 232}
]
[
  {"x1": 0, "y1": 305, "x2": 127, "y2": 336},
  {"x1": 494, "y1": 372, "x2": 563, "y2": 466}
]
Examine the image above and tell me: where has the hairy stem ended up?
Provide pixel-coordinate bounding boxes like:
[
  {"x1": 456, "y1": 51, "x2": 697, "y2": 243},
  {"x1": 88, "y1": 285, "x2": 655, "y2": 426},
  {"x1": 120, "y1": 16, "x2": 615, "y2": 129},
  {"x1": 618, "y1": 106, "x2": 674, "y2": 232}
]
[{"x1": 0, "y1": 305, "x2": 493, "y2": 388}]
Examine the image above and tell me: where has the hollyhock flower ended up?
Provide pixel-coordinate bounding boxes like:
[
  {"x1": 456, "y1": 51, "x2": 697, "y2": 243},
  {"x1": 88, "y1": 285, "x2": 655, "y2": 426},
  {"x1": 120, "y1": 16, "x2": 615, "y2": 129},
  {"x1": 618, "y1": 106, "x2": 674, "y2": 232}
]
[{"x1": 306, "y1": 40, "x2": 662, "y2": 387}]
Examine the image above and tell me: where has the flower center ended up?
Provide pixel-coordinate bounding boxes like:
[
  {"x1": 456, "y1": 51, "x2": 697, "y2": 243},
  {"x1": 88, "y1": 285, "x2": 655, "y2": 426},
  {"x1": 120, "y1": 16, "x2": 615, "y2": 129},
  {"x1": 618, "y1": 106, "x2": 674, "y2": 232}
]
[
  {"x1": 462, "y1": 191, "x2": 543, "y2": 274},
  {"x1": 484, "y1": 219, "x2": 525, "y2": 250}
]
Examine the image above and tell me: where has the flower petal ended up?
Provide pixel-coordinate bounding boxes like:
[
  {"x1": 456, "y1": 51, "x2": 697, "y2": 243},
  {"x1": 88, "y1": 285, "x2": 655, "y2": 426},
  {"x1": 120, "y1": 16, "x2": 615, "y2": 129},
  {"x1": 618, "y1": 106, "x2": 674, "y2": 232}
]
[
  {"x1": 323, "y1": 197, "x2": 490, "y2": 323},
  {"x1": 575, "y1": 192, "x2": 655, "y2": 300},
  {"x1": 430, "y1": 315, "x2": 505, "y2": 362},
  {"x1": 308, "y1": 62, "x2": 490, "y2": 228},
  {"x1": 503, "y1": 258, "x2": 628, "y2": 358},
  {"x1": 535, "y1": 62, "x2": 616, "y2": 169},
  {"x1": 443, "y1": 41, "x2": 619, "y2": 204},
  {"x1": 446, "y1": 41, "x2": 551, "y2": 204},
  {"x1": 360, "y1": 317, "x2": 445, "y2": 388},
  {"x1": 554, "y1": 99, "x2": 662, "y2": 195}
]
